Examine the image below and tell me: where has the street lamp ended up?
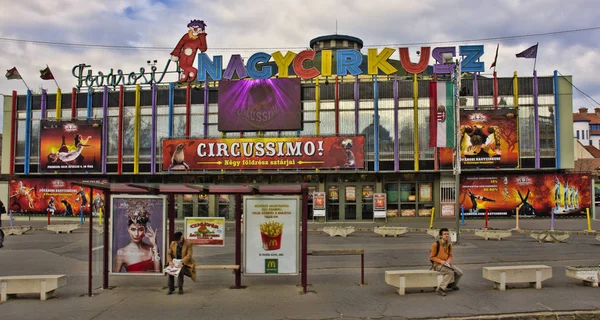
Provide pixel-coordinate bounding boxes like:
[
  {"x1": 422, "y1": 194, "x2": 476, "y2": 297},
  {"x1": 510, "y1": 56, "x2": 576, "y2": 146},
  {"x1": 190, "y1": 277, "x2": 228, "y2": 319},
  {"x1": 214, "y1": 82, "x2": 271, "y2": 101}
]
[{"x1": 443, "y1": 53, "x2": 462, "y2": 243}]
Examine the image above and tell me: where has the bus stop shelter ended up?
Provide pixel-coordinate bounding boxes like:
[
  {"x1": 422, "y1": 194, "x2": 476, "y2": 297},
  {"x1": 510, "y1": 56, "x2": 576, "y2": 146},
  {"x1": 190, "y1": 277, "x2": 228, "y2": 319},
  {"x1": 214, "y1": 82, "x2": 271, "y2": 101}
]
[{"x1": 70, "y1": 182, "x2": 310, "y2": 296}]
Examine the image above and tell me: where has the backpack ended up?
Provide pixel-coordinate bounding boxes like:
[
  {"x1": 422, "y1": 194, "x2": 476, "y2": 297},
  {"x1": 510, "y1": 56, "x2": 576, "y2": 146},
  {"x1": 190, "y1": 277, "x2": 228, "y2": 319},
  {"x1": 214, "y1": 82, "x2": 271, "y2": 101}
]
[{"x1": 430, "y1": 240, "x2": 452, "y2": 265}]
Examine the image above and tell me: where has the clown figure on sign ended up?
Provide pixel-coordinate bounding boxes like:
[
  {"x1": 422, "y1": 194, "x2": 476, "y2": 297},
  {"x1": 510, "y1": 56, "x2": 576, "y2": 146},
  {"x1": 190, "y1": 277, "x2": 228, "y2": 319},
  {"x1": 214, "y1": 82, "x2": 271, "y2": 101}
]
[
  {"x1": 342, "y1": 138, "x2": 356, "y2": 168},
  {"x1": 170, "y1": 19, "x2": 207, "y2": 82}
]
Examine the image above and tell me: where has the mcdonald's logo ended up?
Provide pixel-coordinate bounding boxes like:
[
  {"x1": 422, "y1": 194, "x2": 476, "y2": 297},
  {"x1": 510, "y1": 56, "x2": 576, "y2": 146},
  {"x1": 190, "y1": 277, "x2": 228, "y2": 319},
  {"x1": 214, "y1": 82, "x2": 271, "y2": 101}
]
[
  {"x1": 268, "y1": 239, "x2": 278, "y2": 247},
  {"x1": 265, "y1": 259, "x2": 278, "y2": 274}
]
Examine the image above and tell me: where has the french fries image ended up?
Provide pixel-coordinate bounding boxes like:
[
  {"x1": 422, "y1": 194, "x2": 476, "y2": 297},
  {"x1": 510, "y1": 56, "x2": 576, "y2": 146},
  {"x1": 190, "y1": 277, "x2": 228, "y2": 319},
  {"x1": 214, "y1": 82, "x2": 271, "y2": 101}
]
[{"x1": 260, "y1": 220, "x2": 283, "y2": 250}]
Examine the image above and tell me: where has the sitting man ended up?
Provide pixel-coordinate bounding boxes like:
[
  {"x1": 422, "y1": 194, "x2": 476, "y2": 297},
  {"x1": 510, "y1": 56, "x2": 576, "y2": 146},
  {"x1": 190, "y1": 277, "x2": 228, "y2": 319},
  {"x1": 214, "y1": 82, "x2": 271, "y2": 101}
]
[
  {"x1": 430, "y1": 228, "x2": 463, "y2": 296},
  {"x1": 166, "y1": 231, "x2": 196, "y2": 295}
]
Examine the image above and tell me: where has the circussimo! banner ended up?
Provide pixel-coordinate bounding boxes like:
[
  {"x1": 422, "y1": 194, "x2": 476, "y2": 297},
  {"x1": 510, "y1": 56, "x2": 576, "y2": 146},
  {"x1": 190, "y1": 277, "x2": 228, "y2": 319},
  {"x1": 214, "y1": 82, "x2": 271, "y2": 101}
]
[
  {"x1": 39, "y1": 119, "x2": 103, "y2": 172},
  {"x1": 218, "y1": 78, "x2": 302, "y2": 132},
  {"x1": 162, "y1": 136, "x2": 364, "y2": 171},
  {"x1": 440, "y1": 109, "x2": 518, "y2": 169},
  {"x1": 460, "y1": 173, "x2": 591, "y2": 217},
  {"x1": 111, "y1": 195, "x2": 166, "y2": 275},
  {"x1": 8, "y1": 178, "x2": 106, "y2": 216}
]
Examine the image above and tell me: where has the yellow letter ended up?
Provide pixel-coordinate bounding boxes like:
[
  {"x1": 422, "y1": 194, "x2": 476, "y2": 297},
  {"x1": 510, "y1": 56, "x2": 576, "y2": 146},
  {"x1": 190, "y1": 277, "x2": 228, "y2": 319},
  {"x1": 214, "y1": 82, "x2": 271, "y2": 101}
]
[
  {"x1": 368, "y1": 48, "x2": 398, "y2": 75},
  {"x1": 271, "y1": 51, "x2": 297, "y2": 78},
  {"x1": 321, "y1": 50, "x2": 332, "y2": 77}
]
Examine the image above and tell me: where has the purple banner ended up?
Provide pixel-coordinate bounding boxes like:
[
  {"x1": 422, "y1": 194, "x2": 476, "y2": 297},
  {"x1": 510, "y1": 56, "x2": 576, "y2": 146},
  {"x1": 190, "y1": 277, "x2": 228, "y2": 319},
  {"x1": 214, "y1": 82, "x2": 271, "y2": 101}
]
[{"x1": 218, "y1": 78, "x2": 302, "y2": 132}]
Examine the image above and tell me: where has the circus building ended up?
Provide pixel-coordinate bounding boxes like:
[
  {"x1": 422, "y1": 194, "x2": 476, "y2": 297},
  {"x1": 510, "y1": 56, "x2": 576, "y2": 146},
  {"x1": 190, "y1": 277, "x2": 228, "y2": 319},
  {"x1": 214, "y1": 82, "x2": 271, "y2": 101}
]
[{"x1": 1, "y1": 24, "x2": 589, "y2": 222}]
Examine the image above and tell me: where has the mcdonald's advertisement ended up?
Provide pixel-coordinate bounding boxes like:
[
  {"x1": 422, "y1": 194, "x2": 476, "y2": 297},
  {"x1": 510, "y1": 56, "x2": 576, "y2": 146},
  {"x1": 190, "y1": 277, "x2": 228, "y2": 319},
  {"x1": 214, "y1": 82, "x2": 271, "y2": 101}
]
[
  {"x1": 244, "y1": 196, "x2": 299, "y2": 275},
  {"x1": 39, "y1": 119, "x2": 103, "y2": 172},
  {"x1": 8, "y1": 178, "x2": 106, "y2": 216},
  {"x1": 184, "y1": 217, "x2": 225, "y2": 246},
  {"x1": 460, "y1": 173, "x2": 590, "y2": 218},
  {"x1": 440, "y1": 109, "x2": 519, "y2": 169},
  {"x1": 162, "y1": 136, "x2": 364, "y2": 171}
]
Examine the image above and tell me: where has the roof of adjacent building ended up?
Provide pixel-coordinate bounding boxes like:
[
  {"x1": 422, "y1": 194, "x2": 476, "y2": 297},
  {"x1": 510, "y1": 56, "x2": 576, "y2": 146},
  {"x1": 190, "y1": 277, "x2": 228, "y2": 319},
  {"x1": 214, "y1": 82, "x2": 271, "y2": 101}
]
[
  {"x1": 573, "y1": 108, "x2": 600, "y2": 124},
  {"x1": 309, "y1": 34, "x2": 364, "y2": 48},
  {"x1": 584, "y1": 145, "x2": 600, "y2": 158}
]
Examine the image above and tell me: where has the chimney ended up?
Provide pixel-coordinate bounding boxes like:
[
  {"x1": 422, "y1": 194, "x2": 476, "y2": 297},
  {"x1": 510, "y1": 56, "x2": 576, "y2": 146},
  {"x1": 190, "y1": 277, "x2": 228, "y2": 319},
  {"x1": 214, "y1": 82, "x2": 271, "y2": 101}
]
[
  {"x1": 579, "y1": 107, "x2": 588, "y2": 114},
  {"x1": 595, "y1": 108, "x2": 600, "y2": 116}
]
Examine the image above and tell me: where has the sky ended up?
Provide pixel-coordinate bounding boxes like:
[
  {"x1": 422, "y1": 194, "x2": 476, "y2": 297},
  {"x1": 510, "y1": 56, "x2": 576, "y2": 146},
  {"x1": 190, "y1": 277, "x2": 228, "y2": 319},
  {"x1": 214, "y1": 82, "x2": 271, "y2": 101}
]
[{"x1": 1, "y1": 0, "x2": 600, "y2": 128}]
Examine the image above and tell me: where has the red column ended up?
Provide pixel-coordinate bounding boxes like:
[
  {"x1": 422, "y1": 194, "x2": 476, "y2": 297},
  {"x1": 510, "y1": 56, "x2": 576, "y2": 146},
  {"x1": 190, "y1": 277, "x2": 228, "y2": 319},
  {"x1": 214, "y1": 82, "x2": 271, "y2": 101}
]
[
  {"x1": 335, "y1": 76, "x2": 340, "y2": 135},
  {"x1": 10, "y1": 91, "x2": 17, "y2": 174},
  {"x1": 71, "y1": 88, "x2": 77, "y2": 119},
  {"x1": 185, "y1": 82, "x2": 191, "y2": 137}
]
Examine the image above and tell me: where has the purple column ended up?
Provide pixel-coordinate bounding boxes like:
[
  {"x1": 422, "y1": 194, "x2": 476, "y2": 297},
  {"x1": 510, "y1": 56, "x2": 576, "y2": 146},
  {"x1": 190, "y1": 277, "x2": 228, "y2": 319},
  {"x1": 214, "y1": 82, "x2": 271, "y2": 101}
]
[
  {"x1": 41, "y1": 89, "x2": 47, "y2": 119},
  {"x1": 102, "y1": 86, "x2": 108, "y2": 174},
  {"x1": 354, "y1": 76, "x2": 359, "y2": 135},
  {"x1": 151, "y1": 84, "x2": 157, "y2": 174},
  {"x1": 473, "y1": 73, "x2": 479, "y2": 110},
  {"x1": 204, "y1": 80, "x2": 209, "y2": 138},
  {"x1": 533, "y1": 70, "x2": 540, "y2": 169},
  {"x1": 393, "y1": 75, "x2": 399, "y2": 172}
]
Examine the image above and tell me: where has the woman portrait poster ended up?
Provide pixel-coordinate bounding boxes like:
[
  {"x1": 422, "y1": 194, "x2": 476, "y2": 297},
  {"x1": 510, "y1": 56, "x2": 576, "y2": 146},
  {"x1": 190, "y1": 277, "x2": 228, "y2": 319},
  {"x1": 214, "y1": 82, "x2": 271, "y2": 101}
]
[{"x1": 111, "y1": 195, "x2": 166, "y2": 275}]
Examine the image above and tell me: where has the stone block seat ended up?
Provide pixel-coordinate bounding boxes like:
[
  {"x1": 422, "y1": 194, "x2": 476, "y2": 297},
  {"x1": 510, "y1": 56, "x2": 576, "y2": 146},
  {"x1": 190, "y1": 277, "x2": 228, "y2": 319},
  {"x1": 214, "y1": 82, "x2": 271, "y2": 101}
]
[
  {"x1": 0, "y1": 275, "x2": 67, "y2": 303},
  {"x1": 482, "y1": 265, "x2": 552, "y2": 291},
  {"x1": 385, "y1": 269, "x2": 442, "y2": 295}
]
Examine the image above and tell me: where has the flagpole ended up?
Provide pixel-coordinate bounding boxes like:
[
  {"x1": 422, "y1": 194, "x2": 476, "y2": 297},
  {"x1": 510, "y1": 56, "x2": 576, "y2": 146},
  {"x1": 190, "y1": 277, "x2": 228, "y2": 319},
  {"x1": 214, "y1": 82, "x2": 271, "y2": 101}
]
[
  {"x1": 21, "y1": 78, "x2": 30, "y2": 91},
  {"x1": 46, "y1": 65, "x2": 60, "y2": 89},
  {"x1": 533, "y1": 42, "x2": 539, "y2": 72},
  {"x1": 53, "y1": 78, "x2": 60, "y2": 89}
]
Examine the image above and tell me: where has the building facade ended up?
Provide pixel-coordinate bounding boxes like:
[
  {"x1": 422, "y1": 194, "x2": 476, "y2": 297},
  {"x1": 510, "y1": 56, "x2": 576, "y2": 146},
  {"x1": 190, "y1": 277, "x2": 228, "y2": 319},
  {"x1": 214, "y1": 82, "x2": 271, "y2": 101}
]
[{"x1": 1, "y1": 35, "x2": 581, "y2": 221}]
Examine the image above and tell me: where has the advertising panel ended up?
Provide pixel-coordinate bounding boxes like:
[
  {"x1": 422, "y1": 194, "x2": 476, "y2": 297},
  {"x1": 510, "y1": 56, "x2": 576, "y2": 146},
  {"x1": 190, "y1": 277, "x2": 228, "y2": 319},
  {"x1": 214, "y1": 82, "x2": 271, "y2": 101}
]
[
  {"x1": 440, "y1": 109, "x2": 519, "y2": 169},
  {"x1": 162, "y1": 136, "x2": 364, "y2": 171},
  {"x1": 39, "y1": 119, "x2": 103, "y2": 172},
  {"x1": 313, "y1": 192, "x2": 326, "y2": 210},
  {"x1": 218, "y1": 78, "x2": 302, "y2": 132},
  {"x1": 185, "y1": 217, "x2": 225, "y2": 246},
  {"x1": 8, "y1": 178, "x2": 105, "y2": 216},
  {"x1": 111, "y1": 195, "x2": 166, "y2": 275},
  {"x1": 244, "y1": 196, "x2": 299, "y2": 275},
  {"x1": 460, "y1": 173, "x2": 591, "y2": 217}
]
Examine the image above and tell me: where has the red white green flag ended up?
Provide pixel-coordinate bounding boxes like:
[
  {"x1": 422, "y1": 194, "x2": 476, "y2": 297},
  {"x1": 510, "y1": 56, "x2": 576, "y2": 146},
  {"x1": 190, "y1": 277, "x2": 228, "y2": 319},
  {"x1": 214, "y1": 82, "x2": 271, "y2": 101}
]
[
  {"x1": 428, "y1": 81, "x2": 455, "y2": 148},
  {"x1": 5, "y1": 67, "x2": 22, "y2": 80}
]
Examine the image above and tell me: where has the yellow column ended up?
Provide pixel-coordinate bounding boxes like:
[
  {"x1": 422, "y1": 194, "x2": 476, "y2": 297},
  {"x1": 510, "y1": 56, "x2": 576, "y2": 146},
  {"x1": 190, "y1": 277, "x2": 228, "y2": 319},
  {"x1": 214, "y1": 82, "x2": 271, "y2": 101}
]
[
  {"x1": 413, "y1": 73, "x2": 419, "y2": 171},
  {"x1": 56, "y1": 88, "x2": 62, "y2": 121},
  {"x1": 134, "y1": 84, "x2": 140, "y2": 174}
]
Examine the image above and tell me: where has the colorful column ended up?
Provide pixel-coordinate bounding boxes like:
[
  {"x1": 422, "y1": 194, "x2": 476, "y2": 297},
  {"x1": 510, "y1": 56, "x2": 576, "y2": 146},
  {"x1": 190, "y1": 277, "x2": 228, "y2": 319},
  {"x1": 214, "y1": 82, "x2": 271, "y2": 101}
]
[
  {"x1": 335, "y1": 76, "x2": 339, "y2": 135},
  {"x1": 473, "y1": 73, "x2": 479, "y2": 110},
  {"x1": 24, "y1": 90, "x2": 32, "y2": 174},
  {"x1": 41, "y1": 89, "x2": 47, "y2": 119},
  {"x1": 513, "y1": 71, "x2": 520, "y2": 169},
  {"x1": 315, "y1": 78, "x2": 321, "y2": 136},
  {"x1": 203, "y1": 81, "x2": 209, "y2": 138},
  {"x1": 10, "y1": 91, "x2": 17, "y2": 174},
  {"x1": 71, "y1": 88, "x2": 77, "y2": 119},
  {"x1": 186, "y1": 82, "x2": 191, "y2": 137},
  {"x1": 102, "y1": 86, "x2": 108, "y2": 174},
  {"x1": 168, "y1": 83, "x2": 174, "y2": 138},
  {"x1": 533, "y1": 71, "x2": 540, "y2": 169},
  {"x1": 393, "y1": 75, "x2": 399, "y2": 172},
  {"x1": 413, "y1": 73, "x2": 419, "y2": 172},
  {"x1": 87, "y1": 87, "x2": 93, "y2": 120},
  {"x1": 151, "y1": 84, "x2": 157, "y2": 174},
  {"x1": 354, "y1": 76, "x2": 359, "y2": 135},
  {"x1": 117, "y1": 85, "x2": 124, "y2": 174},
  {"x1": 553, "y1": 70, "x2": 561, "y2": 168},
  {"x1": 374, "y1": 76, "x2": 380, "y2": 172},
  {"x1": 493, "y1": 71, "x2": 499, "y2": 109},
  {"x1": 134, "y1": 84, "x2": 141, "y2": 174},
  {"x1": 56, "y1": 88, "x2": 62, "y2": 121}
]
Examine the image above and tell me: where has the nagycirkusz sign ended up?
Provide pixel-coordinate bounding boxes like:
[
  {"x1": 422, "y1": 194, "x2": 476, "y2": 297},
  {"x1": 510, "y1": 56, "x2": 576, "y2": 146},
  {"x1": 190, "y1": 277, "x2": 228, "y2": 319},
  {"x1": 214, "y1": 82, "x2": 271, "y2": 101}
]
[{"x1": 73, "y1": 46, "x2": 485, "y2": 88}]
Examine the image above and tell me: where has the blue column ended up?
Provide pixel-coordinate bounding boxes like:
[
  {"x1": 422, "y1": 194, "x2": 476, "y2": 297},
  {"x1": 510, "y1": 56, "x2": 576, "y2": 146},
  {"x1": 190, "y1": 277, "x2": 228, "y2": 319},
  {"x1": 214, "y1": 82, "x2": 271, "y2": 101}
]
[{"x1": 87, "y1": 87, "x2": 93, "y2": 120}]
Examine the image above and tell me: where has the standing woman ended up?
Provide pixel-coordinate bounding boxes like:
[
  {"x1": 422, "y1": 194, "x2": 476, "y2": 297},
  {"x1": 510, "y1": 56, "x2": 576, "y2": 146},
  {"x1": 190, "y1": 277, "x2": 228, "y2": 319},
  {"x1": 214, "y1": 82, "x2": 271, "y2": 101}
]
[{"x1": 113, "y1": 207, "x2": 161, "y2": 273}]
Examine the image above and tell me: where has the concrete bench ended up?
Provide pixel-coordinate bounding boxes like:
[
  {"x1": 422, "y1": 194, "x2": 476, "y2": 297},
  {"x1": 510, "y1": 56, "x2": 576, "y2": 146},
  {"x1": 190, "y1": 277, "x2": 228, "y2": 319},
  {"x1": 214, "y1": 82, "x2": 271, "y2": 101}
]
[
  {"x1": 196, "y1": 265, "x2": 240, "y2": 271},
  {"x1": 0, "y1": 225, "x2": 32, "y2": 235},
  {"x1": 0, "y1": 275, "x2": 67, "y2": 303},
  {"x1": 47, "y1": 224, "x2": 80, "y2": 234},
  {"x1": 385, "y1": 270, "x2": 442, "y2": 295},
  {"x1": 482, "y1": 265, "x2": 552, "y2": 291}
]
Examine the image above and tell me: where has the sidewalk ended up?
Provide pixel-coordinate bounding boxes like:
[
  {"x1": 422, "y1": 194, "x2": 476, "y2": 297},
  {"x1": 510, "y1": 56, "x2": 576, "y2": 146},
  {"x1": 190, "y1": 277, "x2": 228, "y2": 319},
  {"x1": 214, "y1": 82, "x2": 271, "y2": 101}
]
[{"x1": 1, "y1": 218, "x2": 600, "y2": 319}]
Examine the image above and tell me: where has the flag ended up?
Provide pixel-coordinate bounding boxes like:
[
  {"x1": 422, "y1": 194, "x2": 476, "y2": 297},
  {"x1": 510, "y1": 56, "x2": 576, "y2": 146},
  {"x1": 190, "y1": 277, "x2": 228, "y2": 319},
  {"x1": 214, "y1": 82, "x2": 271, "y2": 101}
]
[
  {"x1": 40, "y1": 66, "x2": 55, "y2": 80},
  {"x1": 490, "y1": 44, "x2": 499, "y2": 69},
  {"x1": 5, "y1": 67, "x2": 22, "y2": 80},
  {"x1": 516, "y1": 44, "x2": 538, "y2": 59},
  {"x1": 429, "y1": 81, "x2": 455, "y2": 148}
]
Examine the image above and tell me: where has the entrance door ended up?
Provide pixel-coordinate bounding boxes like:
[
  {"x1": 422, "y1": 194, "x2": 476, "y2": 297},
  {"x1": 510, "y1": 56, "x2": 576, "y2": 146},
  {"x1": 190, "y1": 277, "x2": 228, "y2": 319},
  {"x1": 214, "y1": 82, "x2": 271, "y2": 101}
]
[
  {"x1": 344, "y1": 186, "x2": 357, "y2": 220},
  {"x1": 327, "y1": 185, "x2": 340, "y2": 220},
  {"x1": 326, "y1": 183, "x2": 375, "y2": 221}
]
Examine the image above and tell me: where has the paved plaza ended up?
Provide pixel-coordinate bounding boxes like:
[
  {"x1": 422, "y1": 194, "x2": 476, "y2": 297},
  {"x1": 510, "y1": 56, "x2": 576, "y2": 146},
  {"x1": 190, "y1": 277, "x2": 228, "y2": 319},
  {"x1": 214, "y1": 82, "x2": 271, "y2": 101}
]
[{"x1": 1, "y1": 216, "x2": 600, "y2": 319}]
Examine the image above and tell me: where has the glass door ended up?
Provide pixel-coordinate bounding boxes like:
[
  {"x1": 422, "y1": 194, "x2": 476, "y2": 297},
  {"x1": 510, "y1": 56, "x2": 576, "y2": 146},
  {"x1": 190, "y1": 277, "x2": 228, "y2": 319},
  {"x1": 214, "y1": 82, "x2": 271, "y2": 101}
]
[
  {"x1": 361, "y1": 185, "x2": 374, "y2": 219},
  {"x1": 344, "y1": 186, "x2": 357, "y2": 220},
  {"x1": 327, "y1": 185, "x2": 340, "y2": 220}
]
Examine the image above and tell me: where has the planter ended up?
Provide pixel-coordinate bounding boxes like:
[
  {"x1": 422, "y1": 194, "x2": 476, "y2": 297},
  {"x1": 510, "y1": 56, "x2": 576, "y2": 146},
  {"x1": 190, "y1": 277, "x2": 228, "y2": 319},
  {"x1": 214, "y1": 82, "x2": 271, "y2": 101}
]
[
  {"x1": 93, "y1": 225, "x2": 104, "y2": 233},
  {"x1": 322, "y1": 227, "x2": 355, "y2": 237},
  {"x1": 474, "y1": 229, "x2": 512, "y2": 241},
  {"x1": 0, "y1": 225, "x2": 32, "y2": 235},
  {"x1": 565, "y1": 266, "x2": 600, "y2": 287},
  {"x1": 374, "y1": 226, "x2": 408, "y2": 237},
  {"x1": 597, "y1": 235, "x2": 600, "y2": 242},
  {"x1": 530, "y1": 231, "x2": 570, "y2": 243}
]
